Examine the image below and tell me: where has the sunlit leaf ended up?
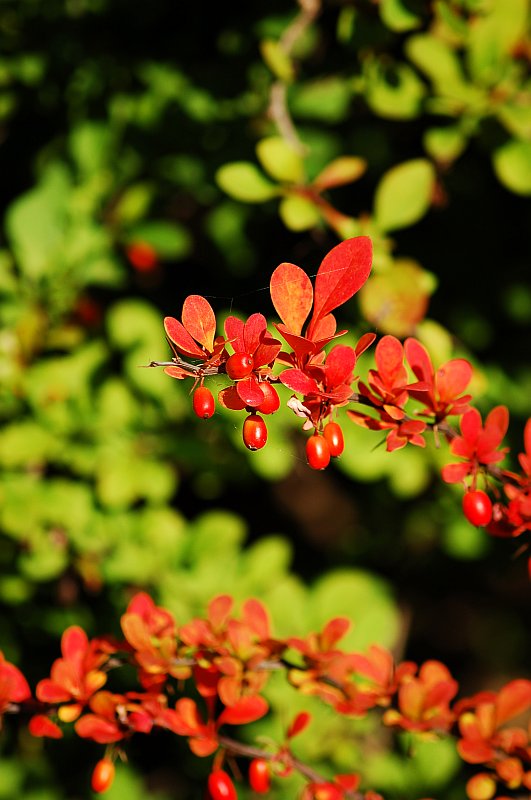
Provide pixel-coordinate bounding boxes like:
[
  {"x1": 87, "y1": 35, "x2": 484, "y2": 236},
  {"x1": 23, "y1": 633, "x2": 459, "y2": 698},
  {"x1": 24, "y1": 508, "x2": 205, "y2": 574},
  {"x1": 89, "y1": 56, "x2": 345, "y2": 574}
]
[
  {"x1": 309, "y1": 236, "x2": 373, "y2": 331},
  {"x1": 216, "y1": 162, "x2": 279, "y2": 203},
  {"x1": 270, "y1": 262, "x2": 313, "y2": 335},
  {"x1": 374, "y1": 161, "x2": 435, "y2": 232},
  {"x1": 256, "y1": 137, "x2": 304, "y2": 183}
]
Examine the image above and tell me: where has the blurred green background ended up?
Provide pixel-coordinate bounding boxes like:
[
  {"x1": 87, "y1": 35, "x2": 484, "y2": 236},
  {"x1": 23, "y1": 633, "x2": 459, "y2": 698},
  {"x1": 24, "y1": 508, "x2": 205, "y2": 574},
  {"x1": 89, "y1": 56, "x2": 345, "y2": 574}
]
[{"x1": 0, "y1": 0, "x2": 530, "y2": 797}]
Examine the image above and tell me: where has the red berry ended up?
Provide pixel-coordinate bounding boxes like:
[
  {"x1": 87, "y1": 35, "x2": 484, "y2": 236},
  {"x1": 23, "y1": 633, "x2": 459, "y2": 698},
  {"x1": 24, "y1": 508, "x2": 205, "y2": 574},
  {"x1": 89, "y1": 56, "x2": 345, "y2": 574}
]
[
  {"x1": 226, "y1": 352, "x2": 254, "y2": 380},
  {"x1": 462, "y1": 490, "x2": 493, "y2": 527},
  {"x1": 248, "y1": 758, "x2": 270, "y2": 794},
  {"x1": 126, "y1": 241, "x2": 158, "y2": 271},
  {"x1": 193, "y1": 386, "x2": 215, "y2": 419},
  {"x1": 323, "y1": 422, "x2": 344, "y2": 457},
  {"x1": 256, "y1": 382, "x2": 280, "y2": 415},
  {"x1": 306, "y1": 435, "x2": 331, "y2": 470},
  {"x1": 243, "y1": 413, "x2": 267, "y2": 451},
  {"x1": 91, "y1": 759, "x2": 115, "y2": 794},
  {"x1": 208, "y1": 770, "x2": 238, "y2": 800}
]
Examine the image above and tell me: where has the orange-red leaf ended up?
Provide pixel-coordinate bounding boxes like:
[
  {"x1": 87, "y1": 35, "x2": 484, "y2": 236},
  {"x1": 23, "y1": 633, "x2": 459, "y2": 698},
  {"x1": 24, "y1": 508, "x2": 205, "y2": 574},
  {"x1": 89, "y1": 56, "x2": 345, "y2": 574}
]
[
  {"x1": 218, "y1": 695, "x2": 268, "y2": 726},
  {"x1": 29, "y1": 714, "x2": 63, "y2": 738},
  {"x1": 495, "y1": 679, "x2": 531, "y2": 727},
  {"x1": 270, "y1": 262, "x2": 313, "y2": 335},
  {"x1": 287, "y1": 711, "x2": 311, "y2": 738},
  {"x1": 164, "y1": 316, "x2": 205, "y2": 358},
  {"x1": 182, "y1": 295, "x2": 216, "y2": 353},
  {"x1": 279, "y1": 368, "x2": 319, "y2": 396}
]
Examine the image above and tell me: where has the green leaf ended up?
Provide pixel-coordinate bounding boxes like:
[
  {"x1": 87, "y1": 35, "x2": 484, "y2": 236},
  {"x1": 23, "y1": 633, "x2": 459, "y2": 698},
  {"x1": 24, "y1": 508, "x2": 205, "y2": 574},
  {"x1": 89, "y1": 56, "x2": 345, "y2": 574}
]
[
  {"x1": 69, "y1": 122, "x2": 112, "y2": 175},
  {"x1": 374, "y1": 159, "x2": 435, "y2": 232},
  {"x1": 279, "y1": 194, "x2": 321, "y2": 231},
  {"x1": 379, "y1": 0, "x2": 421, "y2": 32},
  {"x1": 467, "y1": 0, "x2": 528, "y2": 84},
  {"x1": 256, "y1": 137, "x2": 304, "y2": 183},
  {"x1": 260, "y1": 39, "x2": 295, "y2": 82},
  {"x1": 363, "y1": 59, "x2": 425, "y2": 120},
  {"x1": 291, "y1": 78, "x2": 351, "y2": 123},
  {"x1": 106, "y1": 299, "x2": 163, "y2": 349},
  {"x1": 424, "y1": 125, "x2": 467, "y2": 164},
  {"x1": 216, "y1": 162, "x2": 279, "y2": 202},
  {"x1": 5, "y1": 164, "x2": 70, "y2": 279},
  {"x1": 406, "y1": 34, "x2": 483, "y2": 109},
  {"x1": 497, "y1": 100, "x2": 531, "y2": 141},
  {"x1": 493, "y1": 140, "x2": 531, "y2": 195},
  {"x1": 113, "y1": 183, "x2": 153, "y2": 224},
  {"x1": 126, "y1": 220, "x2": 191, "y2": 259}
]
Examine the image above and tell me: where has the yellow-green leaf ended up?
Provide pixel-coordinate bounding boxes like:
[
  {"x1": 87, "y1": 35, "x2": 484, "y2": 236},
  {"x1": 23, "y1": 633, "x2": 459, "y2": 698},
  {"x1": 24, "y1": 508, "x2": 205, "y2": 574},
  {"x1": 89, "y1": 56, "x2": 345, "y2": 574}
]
[{"x1": 374, "y1": 159, "x2": 435, "y2": 232}]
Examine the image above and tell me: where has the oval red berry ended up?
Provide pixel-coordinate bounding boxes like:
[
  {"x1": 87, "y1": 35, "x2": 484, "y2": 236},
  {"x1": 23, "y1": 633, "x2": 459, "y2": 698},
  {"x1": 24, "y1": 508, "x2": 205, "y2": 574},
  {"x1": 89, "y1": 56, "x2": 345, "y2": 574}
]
[
  {"x1": 91, "y1": 758, "x2": 115, "y2": 794},
  {"x1": 207, "y1": 770, "x2": 238, "y2": 800},
  {"x1": 462, "y1": 490, "x2": 492, "y2": 527},
  {"x1": 243, "y1": 413, "x2": 267, "y2": 451},
  {"x1": 306, "y1": 435, "x2": 331, "y2": 470},
  {"x1": 193, "y1": 386, "x2": 215, "y2": 419},
  {"x1": 248, "y1": 758, "x2": 270, "y2": 794},
  {"x1": 323, "y1": 422, "x2": 344, "y2": 457},
  {"x1": 226, "y1": 352, "x2": 254, "y2": 380}
]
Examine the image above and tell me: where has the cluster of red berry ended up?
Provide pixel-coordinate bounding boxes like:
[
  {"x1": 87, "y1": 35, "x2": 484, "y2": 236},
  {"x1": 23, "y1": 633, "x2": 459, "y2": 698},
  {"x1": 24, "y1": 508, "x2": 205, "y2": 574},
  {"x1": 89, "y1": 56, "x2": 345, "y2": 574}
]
[{"x1": 151, "y1": 237, "x2": 530, "y2": 568}]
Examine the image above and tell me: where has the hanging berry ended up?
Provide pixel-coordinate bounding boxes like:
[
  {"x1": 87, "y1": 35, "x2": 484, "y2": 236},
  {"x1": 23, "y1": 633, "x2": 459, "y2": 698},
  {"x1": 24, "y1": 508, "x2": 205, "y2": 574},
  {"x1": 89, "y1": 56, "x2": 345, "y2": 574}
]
[
  {"x1": 226, "y1": 353, "x2": 254, "y2": 380},
  {"x1": 323, "y1": 422, "x2": 344, "y2": 457},
  {"x1": 306, "y1": 435, "x2": 331, "y2": 470},
  {"x1": 462, "y1": 490, "x2": 493, "y2": 527},
  {"x1": 243, "y1": 413, "x2": 268, "y2": 450},
  {"x1": 192, "y1": 386, "x2": 215, "y2": 419}
]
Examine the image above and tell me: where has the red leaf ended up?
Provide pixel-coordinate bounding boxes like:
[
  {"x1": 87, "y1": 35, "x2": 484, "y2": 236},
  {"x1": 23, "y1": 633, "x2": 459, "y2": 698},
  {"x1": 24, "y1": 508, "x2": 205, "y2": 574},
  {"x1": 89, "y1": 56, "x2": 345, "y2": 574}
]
[
  {"x1": 279, "y1": 368, "x2": 320, "y2": 395},
  {"x1": 287, "y1": 711, "x2": 311, "y2": 739},
  {"x1": 495, "y1": 679, "x2": 531, "y2": 726},
  {"x1": 324, "y1": 345, "x2": 357, "y2": 388},
  {"x1": 189, "y1": 736, "x2": 219, "y2": 757},
  {"x1": 164, "y1": 317, "x2": 205, "y2": 358},
  {"x1": 236, "y1": 375, "x2": 266, "y2": 406},
  {"x1": 218, "y1": 386, "x2": 246, "y2": 410},
  {"x1": 36, "y1": 679, "x2": 71, "y2": 704},
  {"x1": 0, "y1": 660, "x2": 31, "y2": 703},
  {"x1": 29, "y1": 715, "x2": 63, "y2": 739},
  {"x1": 436, "y1": 359, "x2": 472, "y2": 403},
  {"x1": 321, "y1": 617, "x2": 350, "y2": 650},
  {"x1": 308, "y1": 313, "x2": 337, "y2": 342},
  {"x1": 253, "y1": 330, "x2": 282, "y2": 368},
  {"x1": 355, "y1": 332, "x2": 376, "y2": 358},
  {"x1": 242, "y1": 599, "x2": 270, "y2": 640},
  {"x1": 163, "y1": 365, "x2": 192, "y2": 380},
  {"x1": 308, "y1": 237, "x2": 372, "y2": 334},
  {"x1": 218, "y1": 695, "x2": 269, "y2": 725},
  {"x1": 208, "y1": 595, "x2": 233, "y2": 629},
  {"x1": 243, "y1": 313, "x2": 267, "y2": 355},
  {"x1": 224, "y1": 316, "x2": 246, "y2": 353},
  {"x1": 61, "y1": 626, "x2": 88, "y2": 663},
  {"x1": 181, "y1": 295, "x2": 216, "y2": 353},
  {"x1": 270, "y1": 262, "x2": 313, "y2": 335},
  {"x1": 441, "y1": 463, "x2": 470, "y2": 483},
  {"x1": 404, "y1": 338, "x2": 432, "y2": 382},
  {"x1": 75, "y1": 715, "x2": 123, "y2": 743}
]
